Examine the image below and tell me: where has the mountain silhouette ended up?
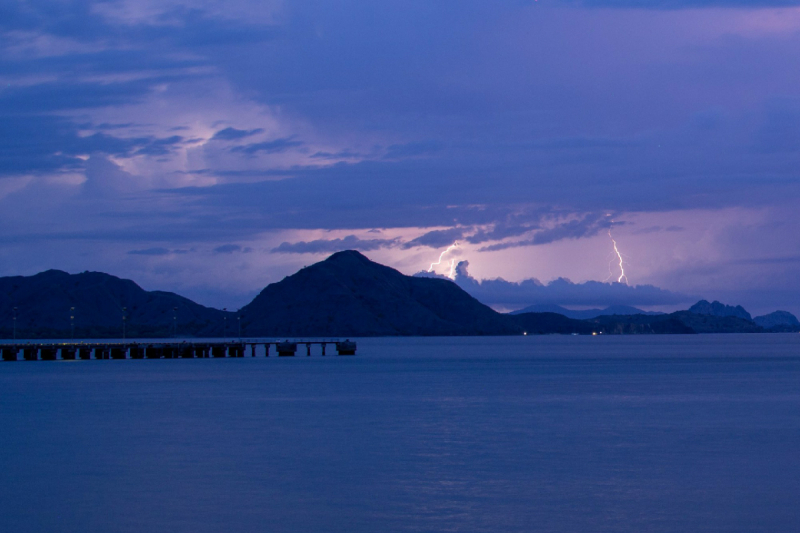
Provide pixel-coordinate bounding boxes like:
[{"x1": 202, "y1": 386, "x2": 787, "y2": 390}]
[
  {"x1": 688, "y1": 300, "x2": 752, "y2": 321},
  {"x1": 753, "y1": 311, "x2": 800, "y2": 330},
  {"x1": 241, "y1": 250, "x2": 520, "y2": 336},
  {"x1": 511, "y1": 304, "x2": 664, "y2": 320},
  {"x1": 0, "y1": 253, "x2": 796, "y2": 338},
  {"x1": 0, "y1": 270, "x2": 229, "y2": 338}
]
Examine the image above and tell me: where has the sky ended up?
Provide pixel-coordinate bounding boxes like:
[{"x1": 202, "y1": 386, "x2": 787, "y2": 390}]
[{"x1": 1, "y1": 0, "x2": 799, "y2": 315}]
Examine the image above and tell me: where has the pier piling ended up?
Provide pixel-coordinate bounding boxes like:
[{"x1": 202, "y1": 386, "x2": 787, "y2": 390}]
[
  {"x1": 1, "y1": 346, "x2": 17, "y2": 361},
  {"x1": 23, "y1": 347, "x2": 38, "y2": 361},
  {"x1": 179, "y1": 344, "x2": 193, "y2": 358},
  {"x1": 146, "y1": 346, "x2": 162, "y2": 359}
]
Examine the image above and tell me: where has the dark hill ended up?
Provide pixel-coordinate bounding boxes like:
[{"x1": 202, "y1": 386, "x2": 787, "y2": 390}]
[
  {"x1": 511, "y1": 304, "x2": 663, "y2": 320},
  {"x1": 670, "y1": 311, "x2": 762, "y2": 333},
  {"x1": 754, "y1": 311, "x2": 800, "y2": 330},
  {"x1": 510, "y1": 312, "x2": 598, "y2": 335},
  {"x1": 0, "y1": 270, "x2": 229, "y2": 338},
  {"x1": 589, "y1": 314, "x2": 695, "y2": 334},
  {"x1": 689, "y1": 300, "x2": 752, "y2": 321},
  {"x1": 588, "y1": 311, "x2": 763, "y2": 334},
  {"x1": 240, "y1": 250, "x2": 520, "y2": 336}
]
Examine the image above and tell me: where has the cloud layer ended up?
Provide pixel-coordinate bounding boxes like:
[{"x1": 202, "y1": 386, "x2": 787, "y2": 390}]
[
  {"x1": 450, "y1": 261, "x2": 697, "y2": 308},
  {"x1": 0, "y1": 0, "x2": 799, "y2": 314}
]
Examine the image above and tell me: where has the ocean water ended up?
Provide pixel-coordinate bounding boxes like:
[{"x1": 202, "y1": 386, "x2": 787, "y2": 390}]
[{"x1": 2, "y1": 334, "x2": 800, "y2": 533}]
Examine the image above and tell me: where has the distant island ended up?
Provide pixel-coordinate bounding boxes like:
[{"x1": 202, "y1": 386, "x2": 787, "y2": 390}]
[{"x1": 0, "y1": 250, "x2": 797, "y2": 339}]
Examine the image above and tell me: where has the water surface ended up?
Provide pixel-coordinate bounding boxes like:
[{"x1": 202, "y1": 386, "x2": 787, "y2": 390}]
[{"x1": 2, "y1": 334, "x2": 800, "y2": 532}]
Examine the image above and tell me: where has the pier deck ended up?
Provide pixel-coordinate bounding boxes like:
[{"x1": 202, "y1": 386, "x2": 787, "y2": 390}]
[{"x1": 0, "y1": 339, "x2": 356, "y2": 361}]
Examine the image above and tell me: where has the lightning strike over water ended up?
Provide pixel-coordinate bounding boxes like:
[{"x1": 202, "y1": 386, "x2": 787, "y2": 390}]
[
  {"x1": 428, "y1": 242, "x2": 459, "y2": 280},
  {"x1": 608, "y1": 230, "x2": 628, "y2": 285}
]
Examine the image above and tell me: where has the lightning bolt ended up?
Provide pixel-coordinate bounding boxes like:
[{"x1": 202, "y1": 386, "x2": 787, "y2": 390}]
[
  {"x1": 428, "y1": 242, "x2": 459, "y2": 279},
  {"x1": 607, "y1": 229, "x2": 628, "y2": 285},
  {"x1": 604, "y1": 255, "x2": 616, "y2": 283}
]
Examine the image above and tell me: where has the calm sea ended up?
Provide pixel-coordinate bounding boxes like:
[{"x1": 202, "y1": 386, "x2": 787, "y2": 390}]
[{"x1": 2, "y1": 334, "x2": 800, "y2": 533}]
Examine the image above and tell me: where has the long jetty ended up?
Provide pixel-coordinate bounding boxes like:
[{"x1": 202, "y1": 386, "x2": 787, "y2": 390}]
[{"x1": 0, "y1": 339, "x2": 356, "y2": 361}]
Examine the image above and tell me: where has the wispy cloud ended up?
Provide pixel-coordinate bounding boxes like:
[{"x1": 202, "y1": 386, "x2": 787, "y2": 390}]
[
  {"x1": 128, "y1": 247, "x2": 171, "y2": 256},
  {"x1": 402, "y1": 228, "x2": 466, "y2": 249},
  {"x1": 271, "y1": 235, "x2": 399, "y2": 254},
  {"x1": 480, "y1": 214, "x2": 616, "y2": 251},
  {"x1": 231, "y1": 137, "x2": 303, "y2": 155},
  {"x1": 211, "y1": 127, "x2": 265, "y2": 141}
]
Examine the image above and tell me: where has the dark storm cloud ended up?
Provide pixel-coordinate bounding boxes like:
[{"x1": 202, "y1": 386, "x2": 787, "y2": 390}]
[
  {"x1": 211, "y1": 127, "x2": 265, "y2": 141},
  {"x1": 133, "y1": 136, "x2": 184, "y2": 156},
  {"x1": 452, "y1": 261, "x2": 696, "y2": 307},
  {"x1": 165, "y1": 159, "x2": 519, "y2": 231},
  {"x1": 4, "y1": 0, "x2": 800, "y2": 213},
  {"x1": 87, "y1": 123, "x2": 137, "y2": 131},
  {"x1": 0, "y1": 0, "x2": 277, "y2": 178},
  {"x1": 0, "y1": 11, "x2": 211, "y2": 177},
  {"x1": 632, "y1": 225, "x2": 685, "y2": 235},
  {"x1": 480, "y1": 214, "x2": 615, "y2": 251},
  {"x1": 466, "y1": 224, "x2": 536, "y2": 245},
  {"x1": 271, "y1": 235, "x2": 399, "y2": 254},
  {"x1": 2, "y1": 0, "x2": 800, "y2": 314},
  {"x1": 156, "y1": 136, "x2": 800, "y2": 236},
  {"x1": 0, "y1": 115, "x2": 189, "y2": 176},
  {"x1": 402, "y1": 228, "x2": 466, "y2": 249},
  {"x1": 0, "y1": 0, "x2": 278, "y2": 47},
  {"x1": 310, "y1": 150, "x2": 365, "y2": 160},
  {"x1": 530, "y1": 213, "x2": 616, "y2": 245},
  {"x1": 231, "y1": 137, "x2": 304, "y2": 155},
  {"x1": 0, "y1": 78, "x2": 160, "y2": 115}
]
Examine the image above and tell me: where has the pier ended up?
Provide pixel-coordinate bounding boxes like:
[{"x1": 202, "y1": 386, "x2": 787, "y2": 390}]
[{"x1": 0, "y1": 339, "x2": 357, "y2": 361}]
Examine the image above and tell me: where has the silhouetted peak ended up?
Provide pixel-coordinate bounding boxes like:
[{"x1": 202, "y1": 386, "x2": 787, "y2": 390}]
[
  {"x1": 754, "y1": 310, "x2": 800, "y2": 329},
  {"x1": 689, "y1": 300, "x2": 752, "y2": 321},
  {"x1": 324, "y1": 250, "x2": 371, "y2": 264},
  {"x1": 35, "y1": 269, "x2": 71, "y2": 278}
]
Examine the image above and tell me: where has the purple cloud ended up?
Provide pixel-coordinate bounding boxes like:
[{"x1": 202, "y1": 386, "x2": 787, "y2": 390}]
[
  {"x1": 451, "y1": 261, "x2": 697, "y2": 308},
  {"x1": 271, "y1": 236, "x2": 399, "y2": 254}
]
